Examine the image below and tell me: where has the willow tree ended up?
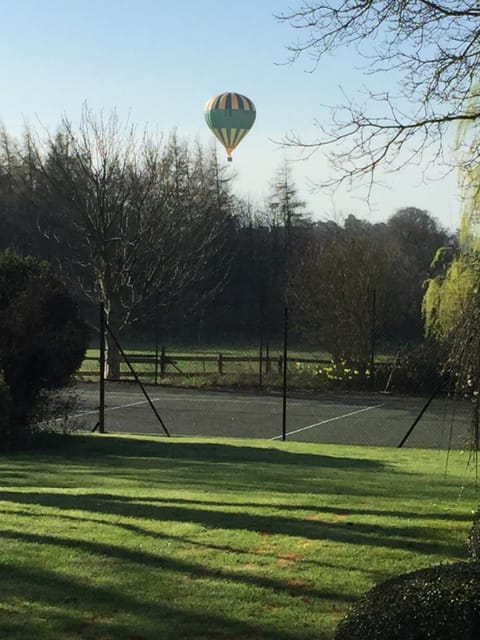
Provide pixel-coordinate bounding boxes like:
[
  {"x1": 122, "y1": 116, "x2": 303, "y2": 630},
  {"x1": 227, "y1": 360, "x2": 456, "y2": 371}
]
[
  {"x1": 423, "y1": 122, "x2": 480, "y2": 445},
  {"x1": 11, "y1": 109, "x2": 234, "y2": 378}
]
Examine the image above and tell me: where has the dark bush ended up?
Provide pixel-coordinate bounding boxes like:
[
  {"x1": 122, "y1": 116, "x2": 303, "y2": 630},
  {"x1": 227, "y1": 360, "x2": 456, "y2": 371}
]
[
  {"x1": 334, "y1": 561, "x2": 480, "y2": 640},
  {"x1": 381, "y1": 340, "x2": 446, "y2": 394},
  {"x1": 0, "y1": 251, "x2": 89, "y2": 447},
  {"x1": 468, "y1": 507, "x2": 480, "y2": 561},
  {"x1": 0, "y1": 375, "x2": 12, "y2": 448}
]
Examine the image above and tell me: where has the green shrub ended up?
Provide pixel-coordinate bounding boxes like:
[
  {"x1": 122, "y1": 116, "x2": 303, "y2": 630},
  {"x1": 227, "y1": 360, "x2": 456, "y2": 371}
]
[
  {"x1": 290, "y1": 343, "x2": 445, "y2": 393},
  {"x1": 290, "y1": 360, "x2": 373, "y2": 391},
  {"x1": 0, "y1": 251, "x2": 89, "y2": 447},
  {"x1": 334, "y1": 561, "x2": 480, "y2": 640},
  {"x1": 0, "y1": 375, "x2": 12, "y2": 448},
  {"x1": 468, "y1": 507, "x2": 480, "y2": 561},
  {"x1": 383, "y1": 341, "x2": 446, "y2": 394}
]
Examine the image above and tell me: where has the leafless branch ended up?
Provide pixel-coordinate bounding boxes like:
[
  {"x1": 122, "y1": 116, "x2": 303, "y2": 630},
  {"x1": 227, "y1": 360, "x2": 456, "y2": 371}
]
[{"x1": 277, "y1": 1, "x2": 480, "y2": 185}]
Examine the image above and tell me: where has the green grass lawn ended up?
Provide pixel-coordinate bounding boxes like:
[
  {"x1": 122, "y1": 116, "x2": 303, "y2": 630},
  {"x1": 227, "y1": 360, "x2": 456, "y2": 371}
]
[{"x1": 0, "y1": 434, "x2": 477, "y2": 639}]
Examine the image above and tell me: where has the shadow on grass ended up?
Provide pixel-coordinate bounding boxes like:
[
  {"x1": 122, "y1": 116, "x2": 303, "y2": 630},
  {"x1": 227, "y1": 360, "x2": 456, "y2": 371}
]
[
  {"x1": 0, "y1": 489, "x2": 465, "y2": 558},
  {"x1": 29, "y1": 433, "x2": 387, "y2": 470},
  {"x1": 93, "y1": 495, "x2": 472, "y2": 523},
  {"x1": 1, "y1": 527, "x2": 357, "y2": 605},
  {"x1": 4, "y1": 434, "x2": 465, "y2": 500},
  {"x1": 0, "y1": 506, "x2": 385, "y2": 579},
  {"x1": 0, "y1": 559, "x2": 328, "y2": 640}
]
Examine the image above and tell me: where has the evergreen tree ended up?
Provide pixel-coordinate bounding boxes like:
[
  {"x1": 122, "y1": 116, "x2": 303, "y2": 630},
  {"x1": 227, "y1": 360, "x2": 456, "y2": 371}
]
[{"x1": 0, "y1": 251, "x2": 88, "y2": 447}]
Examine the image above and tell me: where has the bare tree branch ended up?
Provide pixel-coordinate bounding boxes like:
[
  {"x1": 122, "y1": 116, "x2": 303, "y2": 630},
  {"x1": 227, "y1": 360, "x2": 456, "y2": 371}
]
[
  {"x1": 277, "y1": 1, "x2": 480, "y2": 185},
  {"x1": 13, "y1": 107, "x2": 235, "y2": 377}
]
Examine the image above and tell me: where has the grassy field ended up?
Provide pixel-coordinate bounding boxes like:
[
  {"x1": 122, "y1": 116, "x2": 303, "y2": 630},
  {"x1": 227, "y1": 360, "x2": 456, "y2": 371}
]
[{"x1": 1, "y1": 434, "x2": 477, "y2": 639}]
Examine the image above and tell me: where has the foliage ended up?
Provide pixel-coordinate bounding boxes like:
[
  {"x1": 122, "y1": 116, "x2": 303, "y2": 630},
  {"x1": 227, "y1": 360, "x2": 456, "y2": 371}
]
[
  {"x1": 334, "y1": 561, "x2": 480, "y2": 640},
  {"x1": 30, "y1": 387, "x2": 82, "y2": 437},
  {"x1": 0, "y1": 115, "x2": 454, "y2": 353},
  {"x1": 387, "y1": 208, "x2": 452, "y2": 339},
  {"x1": 78, "y1": 344, "x2": 448, "y2": 395},
  {"x1": 468, "y1": 507, "x2": 480, "y2": 561},
  {"x1": 0, "y1": 250, "x2": 88, "y2": 446},
  {"x1": 292, "y1": 209, "x2": 449, "y2": 365},
  {"x1": 423, "y1": 143, "x2": 480, "y2": 443},
  {"x1": 3, "y1": 110, "x2": 236, "y2": 378},
  {"x1": 290, "y1": 360, "x2": 372, "y2": 391},
  {"x1": 288, "y1": 344, "x2": 445, "y2": 394},
  {"x1": 423, "y1": 255, "x2": 477, "y2": 341},
  {"x1": 382, "y1": 341, "x2": 447, "y2": 395},
  {"x1": 291, "y1": 216, "x2": 385, "y2": 365},
  {"x1": 0, "y1": 113, "x2": 451, "y2": 353},
  {"x1": 0, "y1": 374, "x2": 12, "y2": 446}
]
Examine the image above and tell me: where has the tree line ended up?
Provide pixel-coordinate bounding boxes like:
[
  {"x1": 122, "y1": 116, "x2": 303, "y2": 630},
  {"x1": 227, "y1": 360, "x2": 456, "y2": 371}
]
[{"x1": 0, "y1": 109, "x2": 453, "y2": 378}]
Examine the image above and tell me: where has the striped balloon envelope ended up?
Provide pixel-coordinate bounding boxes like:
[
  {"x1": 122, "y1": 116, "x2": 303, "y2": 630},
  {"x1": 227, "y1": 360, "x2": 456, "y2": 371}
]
[{"x1": 204, "y1": 92, "x2": 256, "y2": 161}]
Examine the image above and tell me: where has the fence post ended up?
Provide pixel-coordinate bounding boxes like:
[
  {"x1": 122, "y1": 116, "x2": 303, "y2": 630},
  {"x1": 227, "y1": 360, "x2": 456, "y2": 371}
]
[{"x1": 218, "y1": 353, "x2": 224, "y2": 375}]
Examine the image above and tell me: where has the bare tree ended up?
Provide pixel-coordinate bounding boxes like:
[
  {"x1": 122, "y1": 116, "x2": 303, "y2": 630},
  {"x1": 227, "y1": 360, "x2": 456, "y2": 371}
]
[
  {"x1": 291, "y1": 216, "x2": 393, "y2": 366},
  {"x1": 14, "y1": 109, "x2": 233, "y2": 377},
  {"x1": 277, "y1": 1, "x2": 480, "y2": 188}
]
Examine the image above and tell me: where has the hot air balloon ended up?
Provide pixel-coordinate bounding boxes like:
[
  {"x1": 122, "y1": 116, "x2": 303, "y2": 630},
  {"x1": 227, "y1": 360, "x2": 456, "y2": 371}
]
[{"x1": 204, "y1": 92, "x2": 256, "y2": 161}]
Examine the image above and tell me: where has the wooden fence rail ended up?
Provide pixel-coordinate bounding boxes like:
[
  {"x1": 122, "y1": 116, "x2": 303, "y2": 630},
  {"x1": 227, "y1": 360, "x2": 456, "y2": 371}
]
[
  {"x1": 78, "y1": 349, "x2": 394, "y2": 384},
  {"x1": 78, "y1": 350, "x2": 338, "y2": 382}
]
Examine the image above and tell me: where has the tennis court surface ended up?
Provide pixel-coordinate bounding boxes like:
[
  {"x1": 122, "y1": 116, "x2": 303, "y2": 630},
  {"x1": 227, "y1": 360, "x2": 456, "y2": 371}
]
[{"x1": 69, "y1": 381, "x2": 473, "y2": 450}]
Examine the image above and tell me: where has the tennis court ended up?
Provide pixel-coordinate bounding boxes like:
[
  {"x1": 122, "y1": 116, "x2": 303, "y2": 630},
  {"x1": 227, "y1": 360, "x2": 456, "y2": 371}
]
[{"x1": 69, "y1": 381, "x2": 473, "y2": 450}]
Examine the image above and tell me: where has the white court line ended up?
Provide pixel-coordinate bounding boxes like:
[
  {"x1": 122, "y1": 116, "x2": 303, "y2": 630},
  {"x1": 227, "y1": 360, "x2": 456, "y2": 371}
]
[
  {"x1": 74, "y1": 394, "x2": 281, "y2": 415},
  {"x1": 72, "y1": 397, "x2": 163, "y2": 418},
  {"x1": 76, "y1": 389, "x2": 361, "y2": 409},
  {"x1": 72, "y1": 394, "x2": 381, "y2": 418},
  {"x1": 72, "y1": 394, "x2": 273, "y2": 420},
  {"x1": 270, "y1": 402, "x2": 385, "y2": 440}
]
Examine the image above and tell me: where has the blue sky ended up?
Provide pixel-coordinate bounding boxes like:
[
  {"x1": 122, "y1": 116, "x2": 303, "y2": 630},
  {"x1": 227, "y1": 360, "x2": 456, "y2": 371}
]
[{"x1": 0, "y1": 0, "x2": 461, "y2": 229}]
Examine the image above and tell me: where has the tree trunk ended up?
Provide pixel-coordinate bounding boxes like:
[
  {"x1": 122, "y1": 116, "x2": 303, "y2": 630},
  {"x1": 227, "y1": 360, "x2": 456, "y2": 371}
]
[
  {"x1": 104, "y1": 305, "x2": 122, "y2": 380},
  {"x1": 105, "y1": 332, "x2": 121, "y2": 380}
]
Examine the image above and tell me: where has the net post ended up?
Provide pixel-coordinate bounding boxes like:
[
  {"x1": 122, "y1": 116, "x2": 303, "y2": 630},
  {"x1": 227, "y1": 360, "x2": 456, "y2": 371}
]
[{"x1": 98, "y1": 301, "x2": 106, "y2": 433}]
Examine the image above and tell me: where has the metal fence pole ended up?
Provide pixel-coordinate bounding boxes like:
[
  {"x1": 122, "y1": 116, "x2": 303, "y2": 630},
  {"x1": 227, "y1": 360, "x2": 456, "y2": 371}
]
[
  {"x1": 282, "y1": 304, "x2": 288, "y2": 441},
  {"x1": 370, "y1": 288, "x2": 377, "y2": 389},
  {"x1": 98, "y1": 301, "x2": 106, "y2": 433}
]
